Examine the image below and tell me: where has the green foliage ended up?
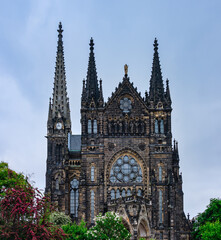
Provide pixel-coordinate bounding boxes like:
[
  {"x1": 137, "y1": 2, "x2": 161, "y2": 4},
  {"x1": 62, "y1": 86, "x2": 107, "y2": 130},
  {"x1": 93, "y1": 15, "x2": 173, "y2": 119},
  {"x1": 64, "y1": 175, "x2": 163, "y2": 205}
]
[
  {"x1": 192, "y1": 198, "x2": 221, "y2": 239},
  {"x1": 49, "y1": 211, "x2": 72, "y2": 226},
  {"x1": 62, "y1": 220, "x2": 88, "y2": 240},
  {"x1": 0, "y1": 162, "x2": 28, "y2": 197},
  {"x1": 199, "y1": 220, "x2": 221, "y2": 240},
  {"x1": 87, "y1": 212, "x2": 131, "y2": 240}
]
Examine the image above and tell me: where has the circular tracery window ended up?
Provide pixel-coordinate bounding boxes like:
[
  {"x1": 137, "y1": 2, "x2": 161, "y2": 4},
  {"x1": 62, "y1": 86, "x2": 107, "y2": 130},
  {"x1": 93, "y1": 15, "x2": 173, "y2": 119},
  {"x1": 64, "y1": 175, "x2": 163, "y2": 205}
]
[
  {"x1": 110, "y1": 155, "x2": 142, "y2": 183},
  {"x1": 120, "y1": 98, "x2": 132, "y2": 113}
]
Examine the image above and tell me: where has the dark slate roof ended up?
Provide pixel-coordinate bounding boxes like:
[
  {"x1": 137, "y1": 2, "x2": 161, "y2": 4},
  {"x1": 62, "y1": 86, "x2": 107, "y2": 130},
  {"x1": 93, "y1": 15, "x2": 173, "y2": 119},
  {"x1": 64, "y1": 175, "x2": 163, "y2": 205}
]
[{"x1": 69, "y1": 135, "x2": 81, "y2": 151}]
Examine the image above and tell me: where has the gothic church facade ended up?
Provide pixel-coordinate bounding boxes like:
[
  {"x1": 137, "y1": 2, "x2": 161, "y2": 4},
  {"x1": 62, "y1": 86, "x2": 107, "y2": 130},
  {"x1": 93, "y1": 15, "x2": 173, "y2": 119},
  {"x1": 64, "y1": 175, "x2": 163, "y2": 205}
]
[{"x1": 46, "y1": 23, "x2": 191, "y2": 239}]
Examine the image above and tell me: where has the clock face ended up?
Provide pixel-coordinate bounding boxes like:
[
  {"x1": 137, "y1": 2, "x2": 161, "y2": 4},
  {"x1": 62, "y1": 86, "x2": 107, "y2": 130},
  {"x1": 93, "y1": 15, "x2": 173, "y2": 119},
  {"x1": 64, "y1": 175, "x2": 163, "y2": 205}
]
[
  {"x1": 56, "y1": 122, "x2": 62, "y2": 130},
  {"x1": 120, "y1": 97, "x2": 132, "y2": 113}
]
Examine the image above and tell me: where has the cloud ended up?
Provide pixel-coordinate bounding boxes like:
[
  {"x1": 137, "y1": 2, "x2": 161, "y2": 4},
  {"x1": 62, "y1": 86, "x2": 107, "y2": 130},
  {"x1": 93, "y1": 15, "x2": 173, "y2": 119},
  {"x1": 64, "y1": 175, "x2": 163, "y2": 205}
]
[{"x1": 0, "y1": 72, "x2": 46, "y2": 190}]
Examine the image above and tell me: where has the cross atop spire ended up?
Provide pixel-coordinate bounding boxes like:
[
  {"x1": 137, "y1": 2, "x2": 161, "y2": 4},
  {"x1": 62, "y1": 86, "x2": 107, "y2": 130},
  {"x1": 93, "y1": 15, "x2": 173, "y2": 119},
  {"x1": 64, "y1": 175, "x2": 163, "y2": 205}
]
[
  {"x1": 149, "y1": 38, "x2": 165, "y2": 104},
  {"x1": 82, "y1": 38, "x2": 103, "y2": 107},
  {"x1": 51, "y1": 22, "x2": 70, "y2": 120}
]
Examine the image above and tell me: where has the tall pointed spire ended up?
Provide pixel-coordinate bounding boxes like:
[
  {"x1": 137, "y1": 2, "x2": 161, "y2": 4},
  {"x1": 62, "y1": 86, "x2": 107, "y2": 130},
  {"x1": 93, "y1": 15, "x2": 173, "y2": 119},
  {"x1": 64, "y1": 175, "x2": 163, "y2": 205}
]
[
  {"x1": 149, "y1": 38, "x2": 165, "y2": 104},
  {"x1": 84, "y1": 38, "x2": 101, "y2": 106},
  {"x1": 165, "y1": 78, "x2": 172, "y2": 105},
  {"x1": 51, "y1": 22, "x2": 70, "y2": 119}
]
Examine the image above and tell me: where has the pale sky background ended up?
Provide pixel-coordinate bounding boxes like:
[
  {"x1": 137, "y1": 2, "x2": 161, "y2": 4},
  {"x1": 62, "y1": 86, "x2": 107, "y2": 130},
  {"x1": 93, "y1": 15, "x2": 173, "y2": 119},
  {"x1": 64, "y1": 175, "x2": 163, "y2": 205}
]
[{"x1": 0, "y1": 0, "x2": 221, "y2": 219}]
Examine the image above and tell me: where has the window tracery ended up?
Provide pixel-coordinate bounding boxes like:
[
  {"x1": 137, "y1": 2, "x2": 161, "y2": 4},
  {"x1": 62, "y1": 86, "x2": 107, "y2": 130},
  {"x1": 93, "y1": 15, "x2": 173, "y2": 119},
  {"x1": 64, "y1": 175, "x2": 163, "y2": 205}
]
[
  {"x1": 110, "y1": 155, "x2": 142, "y2": 183},
  {"x1": 70, "y1": 179, "x2": 79, "y2": 217}
]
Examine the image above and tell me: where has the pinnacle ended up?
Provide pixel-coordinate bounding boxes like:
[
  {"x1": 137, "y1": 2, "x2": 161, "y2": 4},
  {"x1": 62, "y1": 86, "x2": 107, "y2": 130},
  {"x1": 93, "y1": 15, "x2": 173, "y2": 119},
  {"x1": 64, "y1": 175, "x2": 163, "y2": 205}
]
[{"x1": 90, "y1": 37, "x2": 94, "y2": 51}]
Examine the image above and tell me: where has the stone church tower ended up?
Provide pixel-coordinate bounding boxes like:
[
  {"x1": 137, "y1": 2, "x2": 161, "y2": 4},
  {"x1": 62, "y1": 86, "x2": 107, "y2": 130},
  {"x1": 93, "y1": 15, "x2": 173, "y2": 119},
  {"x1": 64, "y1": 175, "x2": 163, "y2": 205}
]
[{"x1": 46, "y1": 23, "x2": 191, "y2": 240}]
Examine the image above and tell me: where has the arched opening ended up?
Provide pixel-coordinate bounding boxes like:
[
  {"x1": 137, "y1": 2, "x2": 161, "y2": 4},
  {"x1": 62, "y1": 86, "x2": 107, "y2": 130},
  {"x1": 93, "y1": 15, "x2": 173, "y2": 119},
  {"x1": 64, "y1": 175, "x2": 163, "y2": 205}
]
[{"x1": 138, "y1": 219, "x2": 150, "y2": 239}]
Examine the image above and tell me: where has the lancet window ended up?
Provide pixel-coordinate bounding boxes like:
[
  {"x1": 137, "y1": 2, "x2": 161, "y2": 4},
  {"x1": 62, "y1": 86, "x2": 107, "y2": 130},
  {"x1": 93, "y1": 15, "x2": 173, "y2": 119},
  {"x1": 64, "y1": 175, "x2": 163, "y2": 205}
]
[
  {"x1": 91, "y1": 190, "x2": 95, "y2": 223},
  {"x1": 91, "y1": 166, "x2": 95, "y2": 181},
  {"x1": 70, "y1": 179, "x2": 79, "y2": 218},
  {"x1": 159, "y1": 190, "x2": 163, "y2": 223},
  {"x1": 159, "y1": 166, "x2": 162, "y2": 181}
]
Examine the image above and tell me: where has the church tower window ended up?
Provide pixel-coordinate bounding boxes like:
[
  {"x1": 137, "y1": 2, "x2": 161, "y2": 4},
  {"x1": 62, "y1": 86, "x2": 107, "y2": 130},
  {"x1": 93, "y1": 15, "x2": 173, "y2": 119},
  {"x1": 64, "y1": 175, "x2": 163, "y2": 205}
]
[
  {"x1": 93, "y1": 120, "x2": 97, "y2": 134},
  {"x1": 88, "y1": 120, "x2": 92, "y2": 134},
  {"x1": 160, "y1": 119, "x2": 164, "y2": 133},
  {"x1": 159, "y1": 166, "x2": 162, "y2": 182},
  {"x1": 91, "y1": 166, "x2": 95, "y2": 181},
  {"x1": 91, "y1": 190, "x2": 95, "y2": 223},
  {"x1": 155, "y1": 119, "x2": 159, "y2": 133},
  {"x1": 159, "y1": 190, "x2": 163, "y2": 224},
  {"x1": 70, "y1": 179, "x2": 79, "y2": 218}
]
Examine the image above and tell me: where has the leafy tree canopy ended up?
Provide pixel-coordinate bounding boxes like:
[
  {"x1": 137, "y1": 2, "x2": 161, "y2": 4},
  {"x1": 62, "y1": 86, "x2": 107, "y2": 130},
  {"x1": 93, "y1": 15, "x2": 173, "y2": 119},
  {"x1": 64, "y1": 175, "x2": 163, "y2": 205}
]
[
  {"x1": 192, "y1": 198, "x2": 221, "y2": 239},
  {"x1": 49, "y1": 211, "x2": 72, "y2": 226},
  {"x1": 0, "y1": 162, "x2": 28, "y2": 197},
  {"x1": 62, "y1": 220, "x2": 88, "y2": 240},
  {"x1": 87, "y1": 211, "x2": 131, "y2": 240}
]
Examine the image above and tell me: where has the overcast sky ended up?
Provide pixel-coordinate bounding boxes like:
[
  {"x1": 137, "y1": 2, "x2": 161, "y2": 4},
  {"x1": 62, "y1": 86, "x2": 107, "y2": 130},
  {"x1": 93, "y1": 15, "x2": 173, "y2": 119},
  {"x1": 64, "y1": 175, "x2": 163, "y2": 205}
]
[{"x1": 0, "y1": 0, "x2": 221, "y2": 219}]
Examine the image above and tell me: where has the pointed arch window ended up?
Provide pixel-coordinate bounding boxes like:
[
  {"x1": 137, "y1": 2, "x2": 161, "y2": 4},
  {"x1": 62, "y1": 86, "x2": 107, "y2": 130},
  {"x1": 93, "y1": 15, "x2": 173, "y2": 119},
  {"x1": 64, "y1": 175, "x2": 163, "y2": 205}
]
[
  {"x1": 127, "y1": 188, "x2": 131, "y2": 196},
  {"x1": 88, "y1": 120, "x2": 92, "y2": 134},
  {"x1": 159, "y1": 190, "x2": 163, "y2": 224},
  {"x1": 111, "y1": 189, "x2": 115, "y2": 200},
  {"x1": 93, "y1": 120, "x2": 97, "y2": 134},
  {"x1": 160, "y1": 119, "x2": 164, "y2": 133},
  {"x1": 122, "y1": 189, "x2": 126, "y2": 197},
  {"x1": 137, "y1": 188, "x2": 142, "y2": 197},
  {"x1": 70, "y1": 179, "x2": 79, "y2": 217},
  {"x1": 91, "y1": 190, "x2": 95, "y2": 223},
  {"x1": 91, "y1": 166, "x2": 95, "y2": 181},
  {"x1": 155, "y1": 119, "x2": 159, "y2": 134},
  {"x1": 159, "y1": 166, "x2": 162, "y2": 182},
  {"x1": 116, "y1": 189, "x2": 120, "y2": 199}
]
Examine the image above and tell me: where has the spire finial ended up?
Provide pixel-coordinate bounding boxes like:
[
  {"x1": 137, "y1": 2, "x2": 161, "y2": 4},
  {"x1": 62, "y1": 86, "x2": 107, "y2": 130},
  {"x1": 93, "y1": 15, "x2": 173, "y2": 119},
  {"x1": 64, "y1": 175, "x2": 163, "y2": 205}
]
[
  {"x1": 58, "y1": 22, "x2": 63, "y2": 34},
  {"x1": 90, "y1": 37, "x2": 94, "y2": 51},
  {"x1": 154, "y1": 38, "x2": 158, "y2": 52}
]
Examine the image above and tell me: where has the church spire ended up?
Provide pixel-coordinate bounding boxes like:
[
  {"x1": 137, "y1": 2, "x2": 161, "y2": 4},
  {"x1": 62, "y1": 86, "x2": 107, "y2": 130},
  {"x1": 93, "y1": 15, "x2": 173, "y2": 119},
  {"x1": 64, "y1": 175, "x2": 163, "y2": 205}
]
[
  {"x1": 149, "y1": 38, "x2": 165, "y2": 104},
  {"x1": 84, "y1": 38, "x2": 101, "y2": 106},
  {"x1": 165, "y1": 78, "x2": 172, "y2": 105},
  {"x1": 51, "y1": 22, "x2": 70, "y2": 119}
]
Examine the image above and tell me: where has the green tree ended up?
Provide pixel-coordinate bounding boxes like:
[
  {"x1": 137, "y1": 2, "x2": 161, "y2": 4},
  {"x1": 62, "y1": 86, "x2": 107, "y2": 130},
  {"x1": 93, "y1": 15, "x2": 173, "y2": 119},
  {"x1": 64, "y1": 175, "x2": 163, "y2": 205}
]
[
  {"x1": 192, "y1": 198, "x2": 221, "y2": 239},
  {"x1": 49, "y1": 211, "x2": 72, "y2": 226},
  {"x1": 87, "y1": 211, "x2": 131, "y2": 240},
  {"x1": 62, "y1": 220, "x2": 88, "y2": 240},
  {"x1": 199, "y1": 220, "x2": 221, "y2": 240},
  {"x1": 0, "y1": 162, "x2": 28, "y2": 197}
]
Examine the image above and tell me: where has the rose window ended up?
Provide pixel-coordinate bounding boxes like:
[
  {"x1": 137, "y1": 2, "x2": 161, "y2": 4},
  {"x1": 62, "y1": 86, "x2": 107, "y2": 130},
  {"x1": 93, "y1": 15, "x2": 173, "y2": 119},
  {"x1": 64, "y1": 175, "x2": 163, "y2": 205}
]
[
  {"x1": 120, "y1": 98, "x2": 132, "y2": 113},
  {"x1": 110, "y1": 155, "x2": 142, "y2": 183}
]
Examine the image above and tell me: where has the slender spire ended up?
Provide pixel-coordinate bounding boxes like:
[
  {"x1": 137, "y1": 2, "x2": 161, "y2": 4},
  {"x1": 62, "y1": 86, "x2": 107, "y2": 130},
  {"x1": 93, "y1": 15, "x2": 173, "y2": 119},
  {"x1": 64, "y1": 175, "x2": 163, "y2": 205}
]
[
  {"x1": 149, "y1": 38, "x2": 165, "y2": 103},
  {"x1": 47, "y1": 98, "x2": 52, "y2": 125},
  {"x1": 85, "y1": 38, "x2": 100, "y2": 106},
  {"x1": 99, "y1": 79, "x2": 104, "y2": 106},
  {"x1": 165, "y1": 78, "x2": 172, "y2": 104},
  {"x1": 51, "y1": 22, "x2": 70, "y2": 119}
]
